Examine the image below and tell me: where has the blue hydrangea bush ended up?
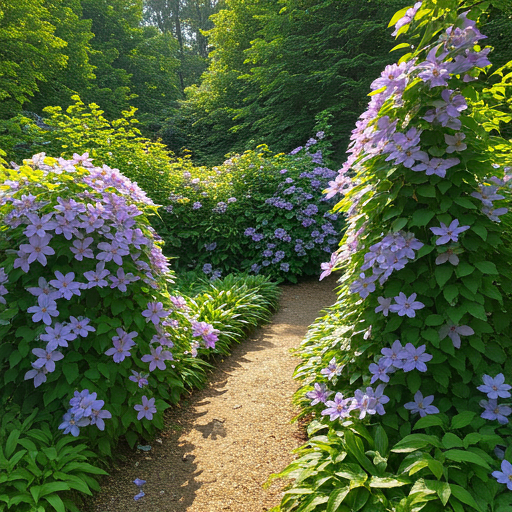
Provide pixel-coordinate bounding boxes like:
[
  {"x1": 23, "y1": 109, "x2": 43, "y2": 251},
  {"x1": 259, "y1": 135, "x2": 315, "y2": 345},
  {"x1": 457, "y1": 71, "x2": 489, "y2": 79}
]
[
  {"x1": 0, "y1": 153, "x2": 226, "y2": 454},
  {"x1": 154, "y1": 133, "x2": 344, "y2": 282},
  {"x1": 271, "y1": 2, "x2": 512, "y2": 511}
]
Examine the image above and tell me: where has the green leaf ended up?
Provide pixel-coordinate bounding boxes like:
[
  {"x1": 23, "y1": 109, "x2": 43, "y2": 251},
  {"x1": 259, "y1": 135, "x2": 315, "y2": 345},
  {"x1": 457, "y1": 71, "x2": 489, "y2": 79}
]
[
  {"x1": 392, "y1": 217, "x2": 408, "y2": 231},
  {"x1": 443, "y1": 284, "x2": 458, "y2": 303},
  {"x1": 454, "y1": 197, "x2": 477, "y2": 209},
  {"x1": 413, "y1": 415, "x2": 445, "y2": 430},
  {"x1": 425, "y1": 315, "x2": 444, "y2": 326},
  {"x1": 344, "y1": 431, "x2": 375, "y2": 475},
  {"x1": 417, "y1": 184, "x2": 436, "y2": 198},
  {"x1": 435, "y1": 266, "x2": 453, "y2": 287},
  {"x1": 111, "y1": 300, "x2": 126, "y2": 316},
  {"x1": 451, "y1": 411, "x2": 475, "y2": 429},
  {"x1": 390, "y1": 42, "x2": 411, "y2": 52},
  {"x1": 428, "y1": 459, "x2": 445, "y2": 480},
  {"x1": 43, "y1": 494, "x2": 66, "y2": 512},
  {"x1": 326, "y1": 486, "x2": 350, "y2": 512},
  {"x1": 411, "y1": 209, "x2": 435, "y2": 227},
  {"x1": 444, "y1": 450, "x2": 490, "y2": 469},
  {"x1": 5, "y1": 430, "x2": 20, "y2": 459},
  {"x1": 424, "y1": 480, "x2": 451, "y2": 506},
  {"x1": 369, "y1": 476, "x2": 410, "y2": 488},
  {"x1": 455, "y1": 262, "x2": 475, "y2": 278},
  {"x1": 62, "y1": 363, "x2": 79, "y2": 385},
  {"x1": 391, "y1": 434, "x2": 440, "y2": 453},
  {"x1": 442, "y1": 433, "x2": 463, "y2": 449},
  {"x1": 485, "y1": 342, "x2": 506, "y2": 363},
  {"x1": 449, "y1": 484, "x2": 483, "y2": 512},
  {"x1": 474, "y1": 261, "x2": 498, "y2": 274},
  {"x1": 374, "y1": 425, "x2": 388, "y2": 456},
  {"x1": 465, "y1": 302, "x2": 487, "y2": 321},
  {"x1": 472, "y1": 224, "x2": 487, "y2": 240},
  {"x1": 388, "y1": 6, "x2": 410, "y2": 27}
]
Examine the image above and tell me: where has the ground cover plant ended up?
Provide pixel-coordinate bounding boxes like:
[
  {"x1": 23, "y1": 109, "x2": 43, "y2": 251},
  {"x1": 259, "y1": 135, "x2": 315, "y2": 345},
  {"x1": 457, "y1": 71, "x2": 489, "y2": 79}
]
[
  {"x1": 0, "y1": 153, "x2": 279, "y2": 511},
  {"x1": 270, "y1": 1, "x2": 512, "y2": 511}
]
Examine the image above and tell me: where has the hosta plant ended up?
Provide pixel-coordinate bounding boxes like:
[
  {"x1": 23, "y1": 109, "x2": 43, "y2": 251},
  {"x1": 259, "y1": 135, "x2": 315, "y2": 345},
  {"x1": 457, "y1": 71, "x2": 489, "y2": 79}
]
[{"x1": 273, "y1": 1, "x2": 512, "y2": 511}]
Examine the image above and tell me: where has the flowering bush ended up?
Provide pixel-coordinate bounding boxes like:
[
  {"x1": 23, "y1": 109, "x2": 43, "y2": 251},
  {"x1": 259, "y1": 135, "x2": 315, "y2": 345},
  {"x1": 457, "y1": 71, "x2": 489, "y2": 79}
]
[
  {"x1": 272, "y1": 1, "x2": 512, "y2": 511},
  {"x1": 0, "y1": 153, "x2": 227, "y2": 454},
  {"x1": 155, "y1": 134, "x2": 344, "y2": 281}
]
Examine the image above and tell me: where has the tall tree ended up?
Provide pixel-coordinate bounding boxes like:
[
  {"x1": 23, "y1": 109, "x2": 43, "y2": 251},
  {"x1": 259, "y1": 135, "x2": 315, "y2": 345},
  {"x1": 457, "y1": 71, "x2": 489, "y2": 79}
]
[{"x1": 0, "y1": 0, "x2": 69, "y2": 118}]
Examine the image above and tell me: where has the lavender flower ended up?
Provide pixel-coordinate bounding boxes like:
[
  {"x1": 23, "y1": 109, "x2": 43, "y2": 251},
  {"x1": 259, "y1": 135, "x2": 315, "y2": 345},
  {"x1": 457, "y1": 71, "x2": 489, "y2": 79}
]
[
  {"x1": 27, "y1": 295, "x2": 59, "y2": 325},
  {"x1": 19, "y1": 234, "x2": 55, "y2": 266},
  {"x1": 321, "y1": 392, "x2": 354, "y2": 421},
  {"x1": 477, "y1": 374, "x2": 511, "y2": 400},
  {"x1": 58, "y1": 412, "x2": 90, "y2": 436},
  {"x1": 435, "y1": 247, "x2": 460, "y2": 266},
  {"x1": 83, "y1": 262, "x2": 110, "y2": 288},
  {"x1": 305, "y1": 383, "x2": 333, "y2": 406},
  {"x1": 369, "y1": 360, "x2": 391, "y2": 384},
  {"x1": 134, "y1": 396, "x2": 157, "y2": 420},
  {"x1": 400, "y1": 343, "x2": 432, "y2": 372},
  {"x1": 375, "y1": 296, "x2": 393, "y2": 317},
  {"x1": 430, "y1": 219, "x2": 470, "y2": 245},
  {"x1": 438, "y1": 321, "x2": 474, "y2": 348},
  {"x1": 350, "y1": 272, "x2": 377, "y2": 299},
  {"x1": 142, "y1": 302, "x2": 169, "y2": 325},
  {"x1": 320, "y1": 357, "x2": 344, "y2": 380},
  {"x1": 404, "y1": 391, "x2": 439, "y2": 417},
  {"x1": 31, "y1": 347, "x2": 64, "y2": 373},
  {"x1": 129, "y1": 371, "x2": 149, "y2": 388},
  {"x1": 380, "y1": 340, "x2": 405, "y2": 369},
  {"x1": 445, "y1": 132, "x2": 467, "y2": 153},
  {"x1": 41, "y1": 323, "x2": 76, "y2": 350},
  {"x1": 141, "y1": 346, "x2": 173, "y2": 372},
  {"x1": 480, "y1": 399, "x2": 511, "y2": 424},
  {"x1": 492, "y1": 460, "x2": 512, "y2": 490},
  {"x1": 24, "y1": 365, "x2": 48, "y2": 387},
  {"x1": 389, "y1": 292, "x2": 425, "y2": 318},
  {"x1": 49, "y1": 271, "x2": 82, "y2": 300}
]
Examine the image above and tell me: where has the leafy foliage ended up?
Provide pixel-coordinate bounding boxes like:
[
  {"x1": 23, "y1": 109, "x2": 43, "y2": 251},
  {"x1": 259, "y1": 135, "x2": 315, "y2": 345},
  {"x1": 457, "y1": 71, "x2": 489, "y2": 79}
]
[{"x1": 271, "y1": 1, "x2": 512, "y2": 511}]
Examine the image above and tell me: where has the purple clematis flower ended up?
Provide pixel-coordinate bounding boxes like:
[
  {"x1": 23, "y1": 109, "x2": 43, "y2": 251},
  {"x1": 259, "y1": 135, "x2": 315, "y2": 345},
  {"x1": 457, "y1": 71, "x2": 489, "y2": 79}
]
[
  {"x1": 58, "y1": 412, "x2": 90, "y2": 436},
  {"x1": 320, "y1": 357, "x2": 344, "y2": 380},
  {"x1": 134, "y1": 396, "x2": 157, "y2": 421},
  {"x1": 141, "y1": 346, "x2": 173, "y2": 372},
  {"x1": 31, "y1": 347, "x2": 64, "y2": 373},
  {"x1": 492, "y1": 460, "x2": 512, "y2": 490},
  {"x1": 24, "y1": 365, "x2": 48, "y2": 387},
  {"x1": 480, "y1": 398, "x2": 512, "y2": 424},
  {"x1": 40, "y1": 322, "x2": 76, "y2": 350},
  {"x1": 24, "y1": 213, "x2": 57, "y2": 238},
  {"x1": 380, "y1": 340, "x2": 405, "y2": 369},
  {"x1": 430, "y1": 219, "x2": 470, "y2": 245},
  {"x1": 375, "y1": 296, "x2": 393, "y2": 317},
  {"x1": 400, "y1": 343, "x2": 432, "y2": 372},
  {"x1": 438, "y1": 321, "x2": 474, "y2": 348},
  {"x1": 19, "y1": 234, "x2": 55, "y2": 266},
  {"x1": 142, "y1": 302, "x2": 169, "y2": 325},
  {"x1": 404, "y1": 391, "x2": 439, "y2": 417},
  {"x1": 49, "y1": 271, "x2": 82, "y2": 300},
  {"x1": 435, "y1": 247, "x2": 460, "y2": 266},
  {"x1": 305, "y1": 383, "x2": 333, "y2": 406},
  {"x1": 27, "y1": 295, "x2": 59, "y2": 325},
  {"x1": 133, "y1": 479, "x2": 146, "y2": 487},
  {"x1": 129, "y1": 370, "x2": 149, "y2": 388},
  {"x1": 350, "y1": 272, "x2": 377, "y2": 299},
  {"x1": 478, "y1": 374, "x2": 511, "y2": 400},
  {"x1": 390, "y1": 292, "x2": 425, "y2": 318},
  {"x1": 69, "y1": 316, "x2": 96, "y2": 337},
  {"x1": 321, "y1": 392, "x2": 354, "y2": 421}
]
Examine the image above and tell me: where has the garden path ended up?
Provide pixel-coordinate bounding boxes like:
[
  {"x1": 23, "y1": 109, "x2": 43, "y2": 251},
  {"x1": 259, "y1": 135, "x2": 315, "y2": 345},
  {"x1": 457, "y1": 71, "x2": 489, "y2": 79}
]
[{"x1": 91, "y1": 275, "x2": 338, "y2": 512}]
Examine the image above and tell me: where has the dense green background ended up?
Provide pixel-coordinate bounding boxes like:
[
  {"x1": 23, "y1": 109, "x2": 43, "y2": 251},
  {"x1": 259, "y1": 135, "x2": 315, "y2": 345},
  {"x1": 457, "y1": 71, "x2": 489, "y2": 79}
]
[{"x1": 1, "y1": 0, "x2": 510, "y2": 166}]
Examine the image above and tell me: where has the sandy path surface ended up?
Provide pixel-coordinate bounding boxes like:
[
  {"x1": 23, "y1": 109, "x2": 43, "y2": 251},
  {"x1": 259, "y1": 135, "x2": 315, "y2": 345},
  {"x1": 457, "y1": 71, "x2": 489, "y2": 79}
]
[{"x1": 91, "y1": 276, "x2": 337, "y2": 512}]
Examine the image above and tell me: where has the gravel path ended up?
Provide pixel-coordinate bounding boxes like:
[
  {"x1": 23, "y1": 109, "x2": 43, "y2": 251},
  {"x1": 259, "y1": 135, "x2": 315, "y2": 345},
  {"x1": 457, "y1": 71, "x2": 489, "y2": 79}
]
[{"x1": 91, "y1": 276, "x2": 338, "y2": 512}]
